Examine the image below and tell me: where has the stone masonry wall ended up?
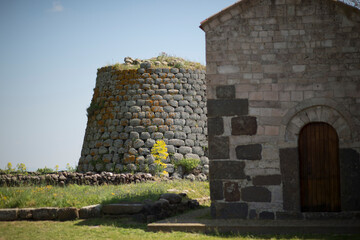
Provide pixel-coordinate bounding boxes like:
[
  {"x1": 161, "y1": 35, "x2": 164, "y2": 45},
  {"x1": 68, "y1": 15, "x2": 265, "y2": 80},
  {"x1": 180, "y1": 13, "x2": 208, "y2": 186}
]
[
  {"x1": 78, "y1": 67, "x2": 208, "y2": 176},
  {"x1": 201, "y1": 0, "x2": 360, "y2": 219}
]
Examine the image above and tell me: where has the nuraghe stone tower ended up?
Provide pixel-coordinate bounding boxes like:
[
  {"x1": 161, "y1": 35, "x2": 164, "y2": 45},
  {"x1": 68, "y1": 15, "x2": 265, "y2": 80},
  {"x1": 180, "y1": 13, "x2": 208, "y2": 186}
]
[{"x1": 78, "y1": 66, "x2": 208, "y2": 176}]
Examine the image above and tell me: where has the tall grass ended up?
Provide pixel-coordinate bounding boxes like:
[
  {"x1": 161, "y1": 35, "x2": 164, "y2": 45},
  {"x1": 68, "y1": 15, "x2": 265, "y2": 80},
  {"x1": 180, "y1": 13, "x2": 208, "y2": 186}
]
[{"x1": 0, "y1": 180, "x2": 209, "y2": 208}]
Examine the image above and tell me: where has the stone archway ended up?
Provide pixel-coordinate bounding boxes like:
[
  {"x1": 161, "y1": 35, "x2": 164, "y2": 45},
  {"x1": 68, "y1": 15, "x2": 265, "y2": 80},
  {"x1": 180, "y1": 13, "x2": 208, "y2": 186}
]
[
  {"x1": 280, "y1": 98, "x2": 358, "y2": 213},
  {"x1": 282, "y1": 98, "x2": 356, "y2": 145}
]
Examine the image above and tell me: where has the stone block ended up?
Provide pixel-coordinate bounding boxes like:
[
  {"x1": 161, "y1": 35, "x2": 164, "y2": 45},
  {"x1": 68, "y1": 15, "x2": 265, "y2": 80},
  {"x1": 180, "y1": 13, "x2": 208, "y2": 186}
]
[
  {"x1": 211, "y1": 202, "x2": 248, "y2": 219},
  {"x1": 18, "y1": 208, "x2": 34, "y2": 220},
  {"x1": 217, "y1": 65, "x2": 240, "y2": 74},
  {"x1": 179, "y1": 146, "x2": 192, "y2": 154},
  {"x1": 79, "y1": 205, "x2": 102, "y2": 219},
  {"x1": 210, "y1": 180, "x2": 223, "y2": 200},
  {"x1": 208, "y1": 117, "x2": 224, "y2": 137},
  {"x1": 0, "y1": 209, "x2": 18, "y2": 221},
  {"x1": 340, "y1": 148, "x2": 360, "y2": 211},
  {"x1": 264, "y1": 126, "x2": 279, "y2": 136},
  {"x1": 216, "y1": 85, "x2": 235, "y2": 99},
  {"x1": 235, "y1": 144, "x2": 262, "y2": 160},
  {"x1": 276, "y1": 212, "x2": 304, "y2": 220},
  {"x1": 259, "y1": 211, "x2": 275, "y2": 219},
  {"x1": 102, "y1": 204, "x2": 144, "y2": 215},
  {"x1": 57, "y1": 207, "x2": 79, "y2": 221},
  {"x1": 32, "y1": 207, "x2": 58, "y2": 220},
  {"x1": 241, "y1": 186, "x2": 271, "y2": 202},
  {"x1": 224, "y1": 182, "x2": 240, "y2": 202},
  {"x1": 160, "y1": 193, "x2": 182, "y2": 204},
  {"x1": 279, "y1": 148, "x2": 300, "y2": 212},
  {"x1": 210, "y1": 161, "x2": 246, "y2": 180},
  {"x1": 253, "y1": 175, "x2": 281, "y2": 186},
  {"x1": 231, "y1": 116, "x2": 257, "y2": 135},
  {"x1": 185, "y1": 153, "x2": 200, "y2": 160},
  {"x1": 209, "y1": 136, "x2": 229, "y2": 159},
  {"x1": 207, "y1": 99, "x2": 248, "y2": 117}
]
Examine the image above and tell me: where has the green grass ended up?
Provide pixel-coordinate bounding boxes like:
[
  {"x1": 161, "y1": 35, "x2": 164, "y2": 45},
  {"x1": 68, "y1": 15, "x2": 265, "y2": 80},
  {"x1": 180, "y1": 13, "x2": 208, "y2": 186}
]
[
  {"x1": 0, "y1": 180, "x2": 209, "y2": 208},
  {"x1": 0, "y1": 219, "x2": 358, "y2": 240}
]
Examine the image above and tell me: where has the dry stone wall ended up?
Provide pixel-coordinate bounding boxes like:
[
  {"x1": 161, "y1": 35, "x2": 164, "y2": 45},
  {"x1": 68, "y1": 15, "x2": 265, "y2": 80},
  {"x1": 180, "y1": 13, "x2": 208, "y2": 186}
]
[{"x1": 78, "y1": 67, "x2": 208, "y2": 176}]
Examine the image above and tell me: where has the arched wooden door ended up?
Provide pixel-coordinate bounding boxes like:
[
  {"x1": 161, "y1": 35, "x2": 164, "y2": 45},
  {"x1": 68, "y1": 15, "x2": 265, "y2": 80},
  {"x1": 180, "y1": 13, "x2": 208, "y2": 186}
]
[{"x1": 299, "y1": 122, "x2": 341, "y2": 212}]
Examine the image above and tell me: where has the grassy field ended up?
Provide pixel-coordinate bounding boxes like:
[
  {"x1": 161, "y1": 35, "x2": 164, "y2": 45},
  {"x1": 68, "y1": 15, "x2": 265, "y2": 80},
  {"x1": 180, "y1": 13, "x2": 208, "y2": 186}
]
[
  {"x1": 0, "y1": 180, "x2": 209, "y2": 208},
  {"x1": 0, "y1": 218, "x2": 358, "y2": 240}
]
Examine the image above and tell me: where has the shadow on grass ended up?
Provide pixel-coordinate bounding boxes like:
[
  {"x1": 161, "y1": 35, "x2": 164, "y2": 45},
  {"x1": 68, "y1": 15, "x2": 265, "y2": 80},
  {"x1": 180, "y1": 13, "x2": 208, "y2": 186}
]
[
  {"x1": 205, "y1": 232, "x2": 360, "y2": 240},
  {"x1": 99, "y1": 192, "x2": 163, "y2": 205},
  {"x1": 75, "y1": 217, "x2": 147, "y2": 231}
]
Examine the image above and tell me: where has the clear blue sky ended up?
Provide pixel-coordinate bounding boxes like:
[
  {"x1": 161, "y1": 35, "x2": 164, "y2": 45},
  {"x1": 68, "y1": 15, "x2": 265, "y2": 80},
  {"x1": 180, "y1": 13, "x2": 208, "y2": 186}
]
[{"x1": 0, "y1": 0, "x2": 237, "y2": 171}]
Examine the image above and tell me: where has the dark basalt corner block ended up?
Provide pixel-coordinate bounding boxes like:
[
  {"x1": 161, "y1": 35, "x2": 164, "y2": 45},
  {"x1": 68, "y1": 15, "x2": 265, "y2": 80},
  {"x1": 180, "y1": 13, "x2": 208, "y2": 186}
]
[
  {"x1": 212, "y1": 202, "x2": 248, "y2": 219},
  {"x1": 279, "y1": 148, "x2": 300, "y2": 212},
  {"x1": 259, "y1": 211, "x2": 275, "y2": 220},
  {"x1": 209, "y1": 136, "x2": 229, "y2": 159},
  {"x1": 236, "y1": 144, "x2": 262, "y2": 160},
  {"x1": 241, "y1": 186, "x2": 271, "y2": 202},
  {"x1": 209, "y1": 161, "x2": 246, "y2": 180},
  {"x1": 208, "y1": 117, "x2": 224, "y2": 137},
  {"x1": 224, "y1": 182, "x2": 241, "y2": 202},
  {"x1": 231, "y1": 116, "x2": 257, "y2": 135},
  {"x1": 216, "y1": 85, "x2": 235, "y2": 99},
  {"x1": 207, "y1": 99, "x2": 248, "y2": 117},
  {"x1": 210, "y1": 180, "x2": 223, "y2": 201},
  {"x1": 253, "y1": 175, "x2": 281, "y2": 186},
  {"x1": 339, "y1": 148, "x2": 360, "y2": 211}
]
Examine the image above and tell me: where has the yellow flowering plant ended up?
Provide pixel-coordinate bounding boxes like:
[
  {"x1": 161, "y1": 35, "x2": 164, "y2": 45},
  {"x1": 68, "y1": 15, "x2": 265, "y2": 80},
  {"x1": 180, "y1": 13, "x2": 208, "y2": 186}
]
[{"x1": 151, "y1": 140, "x2": 168, "y2": 176}]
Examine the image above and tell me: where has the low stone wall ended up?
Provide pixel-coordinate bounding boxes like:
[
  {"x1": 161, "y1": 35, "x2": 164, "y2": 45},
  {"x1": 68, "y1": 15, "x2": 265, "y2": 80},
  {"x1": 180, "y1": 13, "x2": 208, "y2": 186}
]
[
  {"x1": 0, "y1": 193, "x2": 200, "y2": 223},
  {"x1": 0, "y1": 172, "x2": 154, "y2": 186}
]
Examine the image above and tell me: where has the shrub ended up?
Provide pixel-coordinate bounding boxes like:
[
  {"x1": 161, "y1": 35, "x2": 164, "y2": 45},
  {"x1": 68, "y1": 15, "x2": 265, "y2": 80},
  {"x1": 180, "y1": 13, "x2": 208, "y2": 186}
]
[
  {"x1": 175, "y1": 158, "x2": 200, "y2": 174},
  {"x1": 36, "y1": 167, "x2": 53, "y2": 174},
  {"x1": 16, "y1": 163, "x2": 27, "y2": 173},
  {"x1": 150, "y1": 140, "x2": 168, "y2": 175},
  {"x1": 66, "y1": 163, "x2": 76, "y2": 172},
  {"x1": 86, "y1": 99, "x2": 104, "y2": 117}
]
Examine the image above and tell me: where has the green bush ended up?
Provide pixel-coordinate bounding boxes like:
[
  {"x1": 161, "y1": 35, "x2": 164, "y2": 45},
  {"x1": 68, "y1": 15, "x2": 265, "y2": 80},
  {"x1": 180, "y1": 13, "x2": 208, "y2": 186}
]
[
  {"x1": 175, "y1": 158, "x2": 200, "y2": 174},
  {"x1": 36, "y1": 167, "x2": 54, "y2": 174}
]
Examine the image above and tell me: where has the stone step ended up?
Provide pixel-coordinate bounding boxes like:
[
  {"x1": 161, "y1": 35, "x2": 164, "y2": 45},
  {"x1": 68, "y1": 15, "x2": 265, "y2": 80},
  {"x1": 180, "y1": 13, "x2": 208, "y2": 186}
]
[
  {"x1": 101, "y1": 203, "x2": 144, "y2": 215},
  {"x1": 148, "y1": 220, "x2": 360, "y2": 235}
]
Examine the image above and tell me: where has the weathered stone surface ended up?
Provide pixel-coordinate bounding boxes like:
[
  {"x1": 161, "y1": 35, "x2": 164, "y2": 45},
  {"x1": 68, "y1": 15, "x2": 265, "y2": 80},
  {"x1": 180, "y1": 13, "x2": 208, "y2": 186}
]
[
  {"x1": 18, "y1": 208, "x2": 34, "y2": 220},
  {"x1": 231, "y1": 116, "x2": 257, "y2": 135},
  {"x1": 79, "y1": 205, "x2": 105, "y2": 219},
  {"x1": 160, "y1": 193, "x2": 182, "y2": 204},
  {"x1": 32, "y1": 207, "x2": 58, "y2": 220},
  {"x1": 102, "y1": 203, "x2": 144, "y2": 215},
  {"x1": 57, "y1": 207, "x2": 79, "y2": 221},
  {"x1": 259, "y1": 211, "x2": 274, "y2": 220},
  {"x1": 241, "y1": 186, "x2": 271, "y2": 202},
  {"x1": 0, "y1": 209, "x2": 18, "y2": 221},
  {"x1": 279, "y1": 148, "x2": 300, "y2": 212},
  {"x1": 210, "y1": 180, "x2": 223, "y2": 200},
  {"x1": 207, "y1": 99, "x2": 248, "y2": 117},
  {"x1": 78, "y1": 66, "x2": 208, "y2": 176},
  {"x1": 235, "y1": 144, "x2": 262, "y2": 160},
  {"x1": 208, "y1": 117, "x2": 224, "y2": 137},
  {"x1": 224, "y1": 182, "x2": 240, "y2": 202},
  {"x1": 253, "y1": 175, "x2": 281, "y2": 186},
  {"x1": 216, "y1": 85, "x2": 235, "y2": 99},
  {"x1": 210, "y1": 161, "x2": 246, "y2": 180},
  {"x1": 276, "y1": 212, "x2": 304, "y2": 220},
  {"x1": 209, "y1": 136, "x2": 229, "y2": 159},
  {"x1": 340, "y1": 148, "x2": 360, "y2": 211},
  {"x1": 211, "y1": 202, "x2": 248, "y2": 219}
]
